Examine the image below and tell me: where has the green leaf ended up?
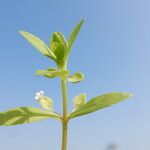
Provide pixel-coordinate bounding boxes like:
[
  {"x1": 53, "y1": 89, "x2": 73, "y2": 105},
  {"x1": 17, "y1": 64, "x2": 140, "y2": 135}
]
[
  {"x1": 0, "y1": 107, "x2": 62, "y2": 126},
  {"x1": 19, "y1": 31, "x2": 56, "y2": 60},
  {"x1": 68, "y1": 92, "x2": 133, "y2": 120},
  {"x1": 65, "y1": 20, "x2": 84, "y2": 58},
  {"x1": 73, "y1": 93, "x2": 87, "y2": 110},
  {"x1": 67, "y1": 72, "x2": 84, "y2": 83},
  {"x1": 36, "y1": 68, "x2": 70, "y2": 79},
  {"x1": 51, "y1": 42, "x2": 65, "y2": 63},
  {"x1": 51, "y1": 32, "x2": 67, "y2": 50}
]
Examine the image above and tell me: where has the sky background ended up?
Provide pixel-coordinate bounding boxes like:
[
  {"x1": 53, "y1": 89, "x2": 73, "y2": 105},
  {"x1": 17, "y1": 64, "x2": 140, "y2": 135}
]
[{"x1": 0, "y1": 0, "x2": 149, "y2": 150}]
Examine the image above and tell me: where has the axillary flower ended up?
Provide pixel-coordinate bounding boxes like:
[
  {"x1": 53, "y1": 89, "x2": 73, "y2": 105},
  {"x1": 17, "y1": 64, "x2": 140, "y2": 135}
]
[
  {"x1": 35, "y1": 91, "x2": 44, "y2": 100},
  {"x1": 35, "y1": 91, "x2": 53, "y2": 111}
]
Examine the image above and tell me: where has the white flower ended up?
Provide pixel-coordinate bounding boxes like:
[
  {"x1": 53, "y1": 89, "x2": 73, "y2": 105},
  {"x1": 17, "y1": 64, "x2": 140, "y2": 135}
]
[{"x1": 35, "y1": 91, "x2": 44, "y2": 101}]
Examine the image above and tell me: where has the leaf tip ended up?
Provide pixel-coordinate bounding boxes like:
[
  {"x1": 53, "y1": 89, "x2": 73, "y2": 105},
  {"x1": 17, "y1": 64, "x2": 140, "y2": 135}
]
[
  {"x1": 19, "y1": 30, "x2": 25, "y2": 35},
  {"x1": 127, "y1": 92, "x2": 134, "y2": 99},
  {"x1": 78, "y1": 19, "x2": 85, "y2": 27},
  {"x1": 19, "y1": 30, "x2": 28, "y2": 38},
  {"x1": 35, "y1": 70, "x2": 41, "y2": 76},
  {"x1": 117, "y1": 92, "x2": 133, "y2": 100},
  {"x1": 80, "y1": 18, "x2": 85, "y2": 22}
]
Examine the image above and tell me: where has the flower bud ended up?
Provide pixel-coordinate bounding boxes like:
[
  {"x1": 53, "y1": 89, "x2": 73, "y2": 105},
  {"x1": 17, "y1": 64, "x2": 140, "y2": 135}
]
[{"x1": 35, "y1": 91, "x2": 53, "y2": 111}]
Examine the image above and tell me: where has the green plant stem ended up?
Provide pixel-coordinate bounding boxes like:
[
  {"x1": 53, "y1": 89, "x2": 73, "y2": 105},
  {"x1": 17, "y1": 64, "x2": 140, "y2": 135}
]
[
  {"x1": 61, "y1": 79, "x2": 68, "y2": 150},
  {"x1": 62, "y1": 121, "x2": 68, "y2": 150}
]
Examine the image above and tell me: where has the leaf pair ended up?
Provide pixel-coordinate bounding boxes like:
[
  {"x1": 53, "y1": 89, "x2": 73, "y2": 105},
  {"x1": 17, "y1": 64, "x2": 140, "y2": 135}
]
[
  {"x1": 0, "y1": 92, "x2": 132, "y2": 126},
  {"x1": 36, "y1": 68, "x2": 70, "y2": 79},
  {"x1": 20, "y1": 20, "x2": 84, "y2": 68},
  {"x1": 36, "y1": 68, "x2": 84, "y2": 83}
]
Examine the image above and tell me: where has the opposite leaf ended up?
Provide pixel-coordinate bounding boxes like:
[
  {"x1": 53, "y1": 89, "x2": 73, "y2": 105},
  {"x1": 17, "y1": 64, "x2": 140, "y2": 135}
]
[
  {"x1": 68, "y1": 92, "x2": 133, "y2": 120},
  {"x1": 20, "y1": 31, "x2": 56, "y2": 60},
  {"x1": 67, "y1": 72, "x2": 84, "y2": 83},
  {"x1": 0, "y1": 107, "x2": 61, "y2": 126},
  {"x1": 65, "y1": 20, "x2": 84, "y2": 58},
  {"x1": 36, "y1": 68, "x2": 70, "y2": 79}
]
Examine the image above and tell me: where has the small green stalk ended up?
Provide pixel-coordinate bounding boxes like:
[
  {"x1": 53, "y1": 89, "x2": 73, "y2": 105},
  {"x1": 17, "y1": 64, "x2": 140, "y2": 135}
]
[
  {"x1": 61, "y1": 79, "x2": 68, "y2": 120},
  {"x1": 61, "y1": 120, "x2": 68, "y2": 150},
  {"x1": 61, "y1": 79, "x2": 68, "y2": 150}
]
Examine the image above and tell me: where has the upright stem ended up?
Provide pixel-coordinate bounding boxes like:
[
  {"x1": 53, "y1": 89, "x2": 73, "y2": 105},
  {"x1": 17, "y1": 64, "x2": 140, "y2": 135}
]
[
  {"x1": 61, "y1": 79, "x2": 68, "y2": 150},
  {"x1": 61, "y1": 80, "x2": 68, "y2": 118},
  {"x1": 62, "y1": 120, "x2": 68, "y2": 150}
]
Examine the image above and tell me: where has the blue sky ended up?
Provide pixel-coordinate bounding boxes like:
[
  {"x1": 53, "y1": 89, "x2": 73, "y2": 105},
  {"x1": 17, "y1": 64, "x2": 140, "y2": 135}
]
[{"x1": 0, "y1": 0, "x2": 149, "y2": 150}]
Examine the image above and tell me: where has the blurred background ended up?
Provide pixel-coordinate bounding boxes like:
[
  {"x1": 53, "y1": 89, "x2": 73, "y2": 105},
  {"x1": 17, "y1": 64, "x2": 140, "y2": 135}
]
[{"x1": 0, "y1": 0, "x2": 149, "y2": 150}]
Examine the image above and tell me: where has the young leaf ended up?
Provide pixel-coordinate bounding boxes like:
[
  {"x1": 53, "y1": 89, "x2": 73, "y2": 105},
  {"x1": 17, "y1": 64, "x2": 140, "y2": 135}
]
[
  {"x1": 19, "y1": 31, "x2": 56, "y2": 60},
  {"x1": 68, "y1": 92, "x2": 133, "y2": 120},
  {"x1": 36, "y1": 68, "x2": 70, "y2": 79},
  {"x1": 51, "y1": 42, "x2": 65, "y2": 63},
  {"x1": 65, "y1": 20, "x2": 84, "y2": 58},
  {"x1": 0, "y1": 107, "x2": 62, "y2": 126},
  {"x1": 51, "y1": 32, "x2": 68, "y2": 50},
  {"x1": 73, "y1": 93, "x2": 87, "y2": 111},
  {"x1": 67, "y1": 72, "x2": 84, "y2": 83}
]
